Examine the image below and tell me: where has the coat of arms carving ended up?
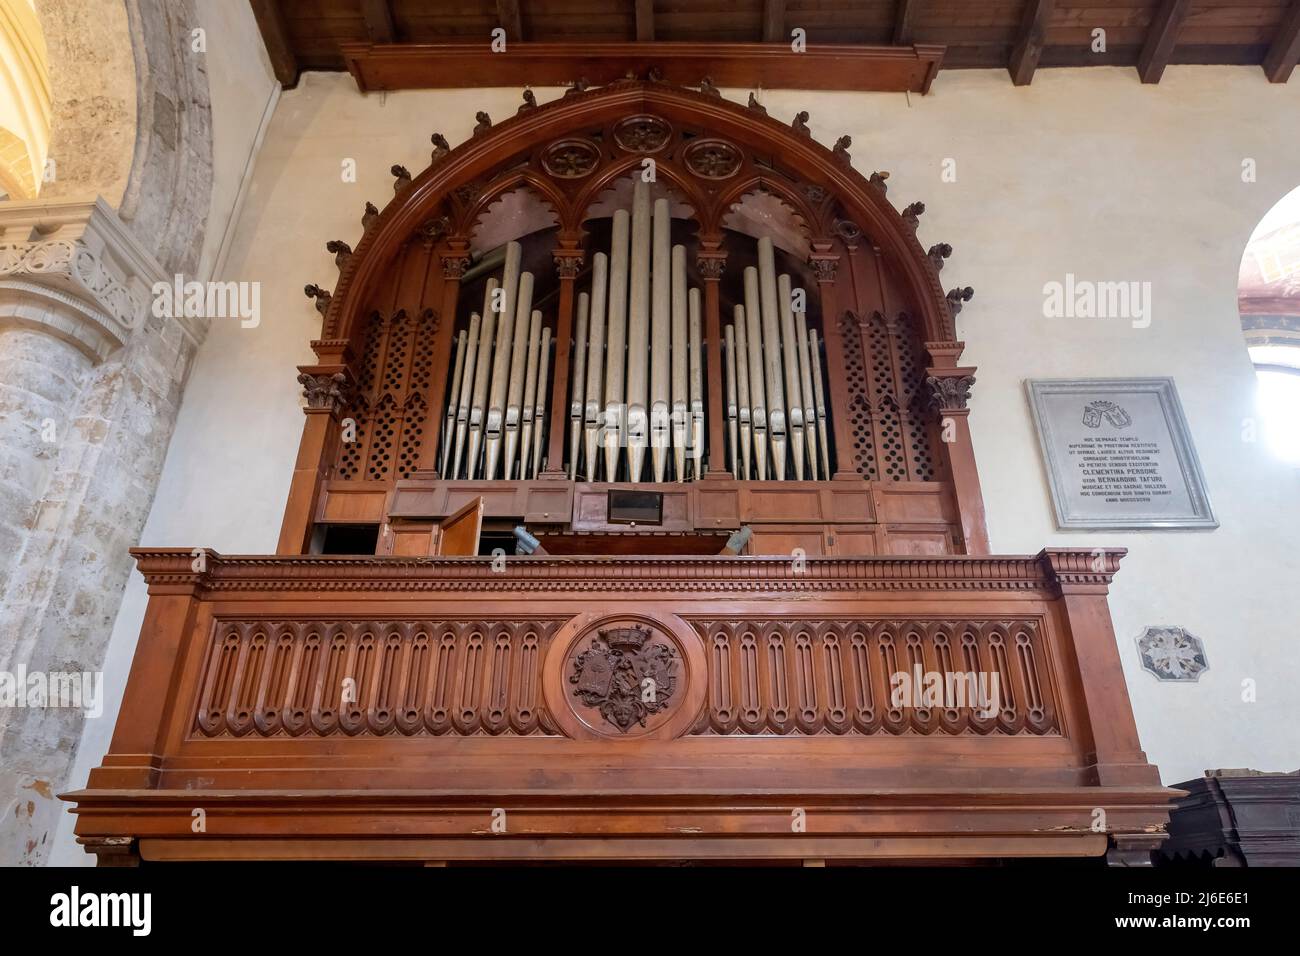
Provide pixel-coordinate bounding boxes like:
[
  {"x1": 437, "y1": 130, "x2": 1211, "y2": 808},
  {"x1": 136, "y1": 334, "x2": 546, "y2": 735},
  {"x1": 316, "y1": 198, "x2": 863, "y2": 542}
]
[{"x1": 569, "y1": 625, "x2": 678, "y2": 732}]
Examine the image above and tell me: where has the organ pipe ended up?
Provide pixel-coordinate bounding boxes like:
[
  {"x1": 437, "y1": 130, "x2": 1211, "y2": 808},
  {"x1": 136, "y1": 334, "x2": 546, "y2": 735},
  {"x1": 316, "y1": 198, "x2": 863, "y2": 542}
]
[
  {"x1": 733, "y1": 304, "x2": 753, "y2": 481},
  {"x1": 777, "y1": 273, "x2": 806, "y2": 481},
  {"x1": 742, "y1": 266, "x2": 767, "y2": 480},
  {"x1": 796, "y1": 308, "x2": 819, "y2": 481},
  {"x1": 625, "y1": 179, "x2": 652, "y2": 482},
  {"x1": 465, "y1": 277, "x2": 500, "y2": 480},
  {"x1": 603, "y1": 209, "x2": 630, "y2": 482},
  {"x1": 583, "y1": 252, "x2": 608, "y2": 482},
  {"x1": 724, "y1": 321, "x2": 739, "y2": 478},
  {"x1": 531, "y1": 325, "x2": 550, "y2": 478},
  {"x1": 757, "y1": 237, "x2": 787, "y2": 481},
  {"x1": 440, "y1": 329, "x2": 466, "y2": 476},
  {"x1": 810, "y1": 328, "x2": 830, "y2": 476},
  {"x1": 568, "y1": 290, "x2": 590, "y2": 480},
  {"x1": 451, "y1": 311, "x2": 481, "y2": 480},
  {"x1": 670, "y1": 243, "x2": 688, "y2": 482},
  {"x1": 688, "y1": 287, "x2": 703, "y2": 478},
  {"x1": 503, "y1": 269, "x2": 536, "y2": 479},
  {"x1": 483, "y1": 241, "x2": 524, "y2": 480},
  {"x1": 519, "y1": 307, "x2": 542, "y2": 479}
]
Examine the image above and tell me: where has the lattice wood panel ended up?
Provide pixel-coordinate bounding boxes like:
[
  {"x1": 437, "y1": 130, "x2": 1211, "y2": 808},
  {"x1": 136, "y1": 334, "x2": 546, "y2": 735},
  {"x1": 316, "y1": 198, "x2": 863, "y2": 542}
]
[{"x1": 335, "y1": 308, "x2": 438, "y2": 481}]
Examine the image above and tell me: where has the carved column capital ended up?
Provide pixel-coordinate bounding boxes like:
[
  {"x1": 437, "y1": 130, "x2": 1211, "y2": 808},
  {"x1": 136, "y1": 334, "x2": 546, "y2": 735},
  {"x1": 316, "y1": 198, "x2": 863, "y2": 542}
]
[
  {"x1": 553, "y1": 250, "x2": 585, "y2": 279},
  {"x1": 808, "y1": 254, "x2": 839, "y2": 284},
  {"x1": 440, "y1": 254, "x2": 471, "y2": 280},
  {"x1": 297, "y1": 368, "x2": 354, "y2": 416},
  {"x1": 926, "y1": 369, "x2": 976, "y2": 412},
  {"x1": 0, "y1": 197, "x2": 171, "y2": 361},
  {"x1": 695, "y1": 252, "x2": 726, "y2": 280}
]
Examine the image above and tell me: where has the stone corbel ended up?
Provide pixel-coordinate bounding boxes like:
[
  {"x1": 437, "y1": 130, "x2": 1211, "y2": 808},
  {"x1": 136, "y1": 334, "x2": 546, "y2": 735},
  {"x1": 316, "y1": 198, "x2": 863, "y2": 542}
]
[{"x1": 0, "y1": 197, "x2": 171, "y2": 362}]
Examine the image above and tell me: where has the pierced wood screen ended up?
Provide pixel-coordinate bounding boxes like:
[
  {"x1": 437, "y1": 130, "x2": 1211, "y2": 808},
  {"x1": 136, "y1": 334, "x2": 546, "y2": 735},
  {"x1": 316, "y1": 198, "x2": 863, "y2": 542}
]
[
  {"x1": 335, "y1": 308, "x2": 438, "y2": 481},
  {"x1": 840, "y1": 309, "x2": 936, "y2": 482}
]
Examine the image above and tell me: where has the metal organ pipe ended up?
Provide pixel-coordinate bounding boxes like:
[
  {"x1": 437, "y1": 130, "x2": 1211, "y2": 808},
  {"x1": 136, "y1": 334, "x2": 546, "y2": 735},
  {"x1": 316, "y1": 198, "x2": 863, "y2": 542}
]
[
  {"x1": 441, "y1": 329, "x2": 467, "y2": 477},
  {"x1": 568, "y1": 290, "x2": 590, "y2": 480},
  {"x1": 742, "y1": 266, "x2": 768, "y2": 480},
  {"x1": 669, "y1": 242, "x2": 688, "y2": 481},
  {"x1": 502, "y1": 269, "x2": 535, "y2": 479},
  {"x1": 531, "y1": 325, "x2": 550, "y2": 478},
  {"x1": 484, "y1": 241, "x2": 523, "y2": 480},
  {"x1": 777, "y1": 273, "x2": 806, "y2": 481},
  {"x1": 796, "y1": 308, "x2": 819, "y2": 480},
  {"x1": 625, "y1": 179, "x2": 652, "y2": 482},
  {"x1": 603, "y1": 209, "x2": 630, "y2": 482},
  {"x1": 810, "y1": 328, "x2": 830, "y2": 477},
  {"x1": 724, "y1": 321, "x2": 740, "y2": 478},
  {"x1": 466, "y1": 278, "x2": 500, "y2": 480},
  {"x1": 519, "y1": 307, "x2": 542, "y2": 479},
  {"x1": 733, "y1": 304, "x2": 753, "y2": 481},
  {"x1": 649, "y1": 197, "x2": 672, "y2": 482},
  {"x1": 688, "y1": 287, "x2": 703, "y2": 478},
  {"x1": 451, "y1": 311, "x2": 481, "y2": 481},
  {"x1": 583, "y1": 252, "x2": 608, "y2": 482},
  {"x1": 757, "y1": 237, "x2": 787, "y2": 481}
]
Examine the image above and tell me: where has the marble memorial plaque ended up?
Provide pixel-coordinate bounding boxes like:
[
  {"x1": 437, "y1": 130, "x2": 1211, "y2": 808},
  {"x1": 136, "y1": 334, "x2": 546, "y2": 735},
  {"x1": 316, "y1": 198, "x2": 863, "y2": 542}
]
[{"x1": 1027, "y1": 378, "x2": 1218, "y2": 530}]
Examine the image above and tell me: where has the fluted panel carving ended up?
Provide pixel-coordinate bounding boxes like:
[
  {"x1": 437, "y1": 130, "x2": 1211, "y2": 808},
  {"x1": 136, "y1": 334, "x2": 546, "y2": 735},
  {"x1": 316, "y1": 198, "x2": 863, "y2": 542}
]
[
  {"x1": 196, "y1": 620, "x2": 562, "y2": 738},
  {"x1": 688, "y1": 619, "x2": 1057, "y2": 736}
]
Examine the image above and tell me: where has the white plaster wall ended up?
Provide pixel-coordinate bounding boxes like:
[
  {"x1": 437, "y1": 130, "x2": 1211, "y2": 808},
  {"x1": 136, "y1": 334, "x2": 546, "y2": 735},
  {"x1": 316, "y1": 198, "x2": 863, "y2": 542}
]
[{"x1": 53, "y1": 68, "x2": 1300, "y2": 862}]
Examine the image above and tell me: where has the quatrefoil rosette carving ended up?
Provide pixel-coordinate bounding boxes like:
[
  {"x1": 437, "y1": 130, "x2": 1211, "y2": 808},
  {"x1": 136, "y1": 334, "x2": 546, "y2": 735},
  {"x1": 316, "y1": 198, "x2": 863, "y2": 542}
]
[
  {"x1": 542, "y1": 611, "x2": 706, "y2": 740},
  {"x1": 612, "y1": 115, "x2": 672, "y2": 153},
  {"x1": 684, "y1": 139, "x2": 742, "y2": 179},
  {"x1": 541, "y1": 138, "x2": 600, "y2": 179}
]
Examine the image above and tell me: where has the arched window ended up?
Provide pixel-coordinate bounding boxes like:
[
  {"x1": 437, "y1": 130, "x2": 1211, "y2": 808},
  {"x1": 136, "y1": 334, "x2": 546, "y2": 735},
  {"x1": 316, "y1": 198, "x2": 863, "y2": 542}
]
[{"x1": 1240, "y1": 185, "x2": 1300, "y2": 464}]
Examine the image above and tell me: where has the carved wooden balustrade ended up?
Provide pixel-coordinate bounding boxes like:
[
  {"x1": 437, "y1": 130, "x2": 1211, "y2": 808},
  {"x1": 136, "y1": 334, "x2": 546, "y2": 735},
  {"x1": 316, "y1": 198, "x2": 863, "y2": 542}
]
[{"x1": 63, "y1": 547, "x2": 1176, "y2": 864}]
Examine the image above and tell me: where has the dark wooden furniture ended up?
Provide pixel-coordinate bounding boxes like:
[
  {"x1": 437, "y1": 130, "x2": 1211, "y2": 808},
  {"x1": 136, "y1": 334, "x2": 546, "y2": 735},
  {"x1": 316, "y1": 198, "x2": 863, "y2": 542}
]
[
  {"x1": 1161, "y1": 770, "x2": 1300, "y2": 867},
  {"x1": 63, "y1": 79, "x2": 1175, "y2": 864}
]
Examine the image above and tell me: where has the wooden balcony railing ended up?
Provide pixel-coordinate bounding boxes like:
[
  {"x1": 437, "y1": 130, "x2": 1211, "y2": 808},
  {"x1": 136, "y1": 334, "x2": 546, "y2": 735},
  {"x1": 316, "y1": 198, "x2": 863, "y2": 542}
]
[{"x1": 62, "y1": 547, "x2": 1177, "y2": 865}]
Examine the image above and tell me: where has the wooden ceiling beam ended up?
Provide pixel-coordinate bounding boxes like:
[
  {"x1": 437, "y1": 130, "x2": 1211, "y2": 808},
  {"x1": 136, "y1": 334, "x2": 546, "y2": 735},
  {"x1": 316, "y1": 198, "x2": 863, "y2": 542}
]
[
  {"x1": 249, "y1": 0, "x2": 299, "y2": 88},
  {"x1": 342, "y1": 41, "x2": 945, "y2": 95},
  {"x1": 894, "y1": 0, "x2": 918, "y2": 46},
  {"x1": 636, "y1": 0, "x2": 655, "y2": 42},
  {"x1": 1263, "y1": 0, "x2": 1300, "y2": 83},
  {"x1": 762, "y1": 0, "x2": 785, "y2": 43},
  {"x1": 498, "y1": 0, "x2": 525, "y2": 42},
  {"x1": 360, "y1": 0, "x2": 396, "y2": 44},
  {"x1": 1137, "y1": 0, "x2": 1191, "y2": 84},
  {"x1": 1008, "y1": 0, "x2": 1055, "y2": 86}
]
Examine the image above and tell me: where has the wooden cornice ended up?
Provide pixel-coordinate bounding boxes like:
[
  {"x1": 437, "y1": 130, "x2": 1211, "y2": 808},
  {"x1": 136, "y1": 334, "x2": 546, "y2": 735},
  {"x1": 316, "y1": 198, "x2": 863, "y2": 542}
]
[
  {"x1": 129, "y1": 547, "x2": 1123, "y2": 594},
  {"x1": 341, "y1": 41, "x2": 945, "y2": 95}
]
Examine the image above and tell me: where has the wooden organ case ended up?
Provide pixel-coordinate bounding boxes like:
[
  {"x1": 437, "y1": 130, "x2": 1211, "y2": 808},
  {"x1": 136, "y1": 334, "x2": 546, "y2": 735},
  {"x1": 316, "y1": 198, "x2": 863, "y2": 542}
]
[{"x1": 65, "y1": 81, "x2": 1176, "y2": 865}]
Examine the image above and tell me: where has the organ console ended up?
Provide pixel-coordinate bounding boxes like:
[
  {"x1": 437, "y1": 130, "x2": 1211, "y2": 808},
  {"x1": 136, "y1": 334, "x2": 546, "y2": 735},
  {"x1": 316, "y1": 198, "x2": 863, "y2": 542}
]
[{"x1": 63, "y1": 79, "x2": 1175, "y2": 866}]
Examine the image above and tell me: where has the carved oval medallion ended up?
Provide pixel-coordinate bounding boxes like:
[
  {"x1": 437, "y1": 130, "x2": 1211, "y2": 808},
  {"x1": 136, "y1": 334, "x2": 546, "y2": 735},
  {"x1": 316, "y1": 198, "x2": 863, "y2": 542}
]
[
  {"x1": 542, "y1": 138, "x2": 601, "y2": 179},
  {"x1": 568, "y1": 623, "x2": 679, "y2": 733},
  {"x1": 612, "y1": 115, "x2": 672, "y2": 153},
  {"x1": 684, "y1": 138, "x2": 742, "y2": 179}
]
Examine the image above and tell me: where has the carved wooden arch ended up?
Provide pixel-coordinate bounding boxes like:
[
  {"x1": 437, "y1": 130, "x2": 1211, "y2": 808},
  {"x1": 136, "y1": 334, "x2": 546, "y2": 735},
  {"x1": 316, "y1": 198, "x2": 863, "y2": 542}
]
[
  {"x1": 714, "y1": 177, "x2": 817, "y2": 252},
  {"x1": 460, "y1": 170, "x2": 567, "y2": 244},
  {"x1": 320, "y1": 80, "x2": 956, "y2": 348},
  {"x1": 567, "y1": 155, "x2": 702, "y2": 232}
]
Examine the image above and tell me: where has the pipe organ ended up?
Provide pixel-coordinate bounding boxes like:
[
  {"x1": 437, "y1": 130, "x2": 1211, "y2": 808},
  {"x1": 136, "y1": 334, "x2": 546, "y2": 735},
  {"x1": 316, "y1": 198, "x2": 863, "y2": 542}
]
[{"x1": 68, "y1": 81, "x2": 1172, "y2": 866}]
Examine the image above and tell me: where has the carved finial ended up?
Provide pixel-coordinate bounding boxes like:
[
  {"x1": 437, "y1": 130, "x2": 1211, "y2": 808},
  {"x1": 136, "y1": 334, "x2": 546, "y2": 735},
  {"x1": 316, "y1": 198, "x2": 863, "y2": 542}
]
[
  {"x1": 699, "y1": 76, "x2": 721, "y2": 98},
  {"x1": 564, "y1": 78, "x2": 589, "y2": 97},
  {"x1": 518, "y1": 89, "x2": 537, "y2": 113},
  {"x1": 946, "y1": 286, "x2": 974, "y2": 316},
  {"x1": 325, "y1": 240, "x2": 352, "y2": 269},
  {"x1": 391, "y1": 164, "x2": 412, "y2": 194},
  {"x1": 869, "y1": 171, "x2": 890, "y2": 195},
  {"x1": 927, "y1": 243, "x2": 952, "y2": 272},
  {"x1": 792, "y1": 111, "x2": 811, "y2": 136},
  {"x1": 833, "y1": 135, "x2": 852, "y2": 164},
  {"x1": 747, "y1": 92, "x2": 768, "y2": 116},
  {"x1": 303, "y1": 284, "x2": 332, "y2": 317},
  {"x1": 473, "y1": 111, "x2": 492, "y2": 136},
  {"x1": 361, "y1": 201, "x2": 379, "y2": 231},
  {"x1": 901, "y1": 201, "x2": 925, "y2": 228},
  {"x1": 430, "y1": 133, "x2": 450, "y2": 165}
]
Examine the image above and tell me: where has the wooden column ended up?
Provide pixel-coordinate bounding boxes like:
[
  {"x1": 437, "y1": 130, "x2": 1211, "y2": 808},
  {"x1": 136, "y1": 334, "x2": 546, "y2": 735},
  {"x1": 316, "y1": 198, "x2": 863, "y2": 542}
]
[
  {"x1": 809, "y1": 249, "x2": 856, "y2": 480},
  {"x1": 926, "y1": 343, "x2": 989, "y2": 554},
  {"x1": 543, "y1": 247, "x2": 584, "y2": 478},
  {"x1": 697, "y1": 248, "x2": 729, "y2": 478},
  {"x1": 417, "y1": 245, "x2": 469, "y2": 474},
  {"x1": 276, "y1": 360, "x2": 354, "y2": 554},
  {"x1": 1042, "y1": 548, "x2": 1163, "y2": 788}
]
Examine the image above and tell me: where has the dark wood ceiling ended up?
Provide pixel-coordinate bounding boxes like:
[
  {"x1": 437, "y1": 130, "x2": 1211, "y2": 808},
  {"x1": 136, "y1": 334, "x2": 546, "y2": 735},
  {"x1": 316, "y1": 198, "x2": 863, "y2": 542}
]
[{"x1": 251, "y1": 0, "x2": 1300, "y2": 88}]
